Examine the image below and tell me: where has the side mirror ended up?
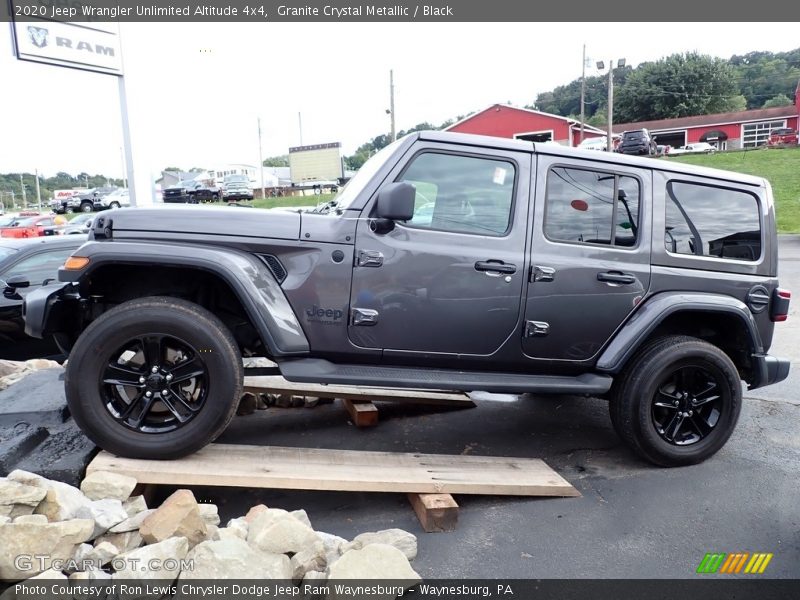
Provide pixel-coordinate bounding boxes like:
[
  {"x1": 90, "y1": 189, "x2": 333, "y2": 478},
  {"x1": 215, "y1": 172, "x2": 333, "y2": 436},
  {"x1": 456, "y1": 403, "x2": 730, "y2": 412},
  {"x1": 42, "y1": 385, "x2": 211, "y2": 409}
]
[
  {"x1": 5, "y1": 274, "x2": 30, "y2": 289},
  {"x1": 375, "y1": 182, "x2": 416, "y2": 221}
]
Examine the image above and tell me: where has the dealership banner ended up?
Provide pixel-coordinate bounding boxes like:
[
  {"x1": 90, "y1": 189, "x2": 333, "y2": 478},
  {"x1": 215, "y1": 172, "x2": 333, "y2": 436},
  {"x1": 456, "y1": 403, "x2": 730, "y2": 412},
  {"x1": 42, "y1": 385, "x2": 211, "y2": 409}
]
[{"x1": 3, "y1": 0, "x2": 800, "y2": 22}]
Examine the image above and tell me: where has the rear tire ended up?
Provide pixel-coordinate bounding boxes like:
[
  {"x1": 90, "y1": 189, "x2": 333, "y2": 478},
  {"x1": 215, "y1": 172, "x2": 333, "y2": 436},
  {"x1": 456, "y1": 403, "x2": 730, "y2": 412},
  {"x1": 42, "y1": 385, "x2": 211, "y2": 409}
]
[
  {"x1": 109, "y1": 201, "x2": 120, "y2": 209},
  {"x1": 65, "y1": 297, "x2": 243, "y2": 459},
  {"x1": 609, "y1": 335, "x2": 742, "y2": 467}
]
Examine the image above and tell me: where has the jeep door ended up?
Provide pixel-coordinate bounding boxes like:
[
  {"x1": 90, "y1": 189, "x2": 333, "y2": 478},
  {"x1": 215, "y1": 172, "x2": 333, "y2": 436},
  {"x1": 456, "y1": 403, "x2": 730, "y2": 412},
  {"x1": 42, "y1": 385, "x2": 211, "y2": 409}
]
[
  {"x1": 349, "y1": 144, "x2": 530, "y2": 356},
  {"x1": 523, "y1": 155, "x2": 652, "y2": 362}
]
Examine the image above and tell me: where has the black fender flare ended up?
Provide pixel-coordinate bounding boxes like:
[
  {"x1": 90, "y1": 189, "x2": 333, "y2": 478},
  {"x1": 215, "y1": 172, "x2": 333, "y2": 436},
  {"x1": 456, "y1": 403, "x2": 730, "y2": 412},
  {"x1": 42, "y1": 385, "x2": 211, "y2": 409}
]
[
  {"x1": 26, "y1": 240, "x2": 309, "y2": 357},
  {"x1": 596, "y1": 292, "x2": 763, "y2": 374}
]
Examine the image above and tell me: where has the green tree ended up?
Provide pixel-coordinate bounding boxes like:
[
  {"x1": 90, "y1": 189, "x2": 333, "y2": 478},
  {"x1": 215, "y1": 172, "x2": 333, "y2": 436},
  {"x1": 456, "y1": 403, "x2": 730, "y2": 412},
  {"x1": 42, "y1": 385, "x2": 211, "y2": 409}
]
[
  {"x1": 762, "y1": 93, "x2": 794, "y2": 108},
  {"x1": 614, "y1": 53, "x2": 742, "y2": 122},
  {"x1": 262, "y1": 155, "x2": 289, "y2": 167}
]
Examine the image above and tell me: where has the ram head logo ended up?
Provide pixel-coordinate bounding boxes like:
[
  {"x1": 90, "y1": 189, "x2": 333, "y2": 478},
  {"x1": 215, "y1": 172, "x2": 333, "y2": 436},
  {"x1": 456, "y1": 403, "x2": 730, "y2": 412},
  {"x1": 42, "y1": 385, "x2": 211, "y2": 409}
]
[{"x1": 27, "y1": 26, "x2": 49, "y2": 49}]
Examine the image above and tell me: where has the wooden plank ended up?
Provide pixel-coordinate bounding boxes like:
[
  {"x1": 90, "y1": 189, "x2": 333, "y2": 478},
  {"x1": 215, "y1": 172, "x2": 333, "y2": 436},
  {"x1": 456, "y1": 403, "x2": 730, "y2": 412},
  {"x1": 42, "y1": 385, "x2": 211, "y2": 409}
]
[
  {"x1": 87, "y1": 444, "x2": 580, "y2": 497},
  {"x1": 408, "y1": 493, "x2": 459, "y2": 532},
  {"x1": 243, "y1": 376, "x2": 475, "y2": 408},
  {"x1": 342, "y1": 398, "x2": 379, "y2": 427}
]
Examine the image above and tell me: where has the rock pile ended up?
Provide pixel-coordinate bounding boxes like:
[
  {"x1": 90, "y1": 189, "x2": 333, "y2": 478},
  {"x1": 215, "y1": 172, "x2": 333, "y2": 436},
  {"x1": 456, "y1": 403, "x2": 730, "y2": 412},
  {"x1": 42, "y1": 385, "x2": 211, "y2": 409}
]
[
  {"x1": 0, "y1": 470, "x2": 422, "y2": 589},
  {"x1": 0, "y1": 359, "x2": 61, "y2": 391}
]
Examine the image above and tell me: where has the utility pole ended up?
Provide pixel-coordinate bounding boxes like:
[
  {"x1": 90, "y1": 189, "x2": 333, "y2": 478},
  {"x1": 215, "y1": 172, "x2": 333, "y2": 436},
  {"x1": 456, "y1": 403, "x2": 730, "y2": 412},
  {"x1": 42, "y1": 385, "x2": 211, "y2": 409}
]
[
  {"x1": 35, "y1": 169, "x2": 41, "y2": 209},
  {"x1": 607, "y1": 59, "x2": 613, "y2": 154},
  {"x1": 389, "y1": 69, "x2": 396, "y2": 142},
  {"x1": 580, "y1": 45, "x2": 586, "y2": 144},
  {"x1": 19, "y1": 174, "x2": 27, "y2": 209},
  {"x1": 257, "y1": 116, "x2": 265, "y2": 200},
  {"x1": 298, "y1": 112, "x2": 303, "y2": 146}
]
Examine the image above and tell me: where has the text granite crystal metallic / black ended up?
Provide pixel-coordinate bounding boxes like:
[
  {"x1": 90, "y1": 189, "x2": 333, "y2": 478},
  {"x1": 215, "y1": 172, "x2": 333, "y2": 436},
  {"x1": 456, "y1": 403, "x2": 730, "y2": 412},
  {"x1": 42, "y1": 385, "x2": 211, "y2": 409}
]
[{"x1": 22, "y1": 131, "x2": 791, "y2": 466}]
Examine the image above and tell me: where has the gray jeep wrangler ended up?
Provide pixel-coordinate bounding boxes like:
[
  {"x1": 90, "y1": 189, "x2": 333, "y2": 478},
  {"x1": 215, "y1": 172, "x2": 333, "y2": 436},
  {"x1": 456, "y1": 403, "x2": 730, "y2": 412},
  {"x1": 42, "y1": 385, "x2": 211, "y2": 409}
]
[{"x1": 24, "y1": 132, "x2": 791, "y2": 466}]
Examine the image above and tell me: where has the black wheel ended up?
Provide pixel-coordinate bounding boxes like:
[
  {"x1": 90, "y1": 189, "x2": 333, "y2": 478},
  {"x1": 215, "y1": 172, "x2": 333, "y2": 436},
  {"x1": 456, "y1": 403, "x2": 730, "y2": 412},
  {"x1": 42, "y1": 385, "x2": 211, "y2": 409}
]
[
  {"x1": 109, "y1": 201, "x2": 120, "y2": 209},
  {"x1": 609, "y1": 335, "x2": 742, "y2": 467},
  {"x1": 65, "y1": 297, "x2": 243, "y2": 459},
  {"x1": 80, "y1": 202, "x2": 93, "y2": 213}
]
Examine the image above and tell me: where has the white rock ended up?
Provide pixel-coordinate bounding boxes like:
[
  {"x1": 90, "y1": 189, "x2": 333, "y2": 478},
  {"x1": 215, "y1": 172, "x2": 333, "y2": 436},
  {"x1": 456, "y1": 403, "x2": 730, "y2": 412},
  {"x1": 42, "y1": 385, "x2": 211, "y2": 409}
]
[
  {"x1": 328, "y1": 544, "x2": 421, "y2": 595},
  {"x1": 139, "y1": 490, "x2": 207, "y2": 547},
  {"x1": 24, "y1": 359, "x2": 62, "y2": 371},
  {"x1": 80, "y1": 471, "x2": 138, "y2": 502},
  {"x1": 198, "y1": 504, "x2": 220, "y2": 527},
  {"x1": 290, "y1": 541, "x2": 327, "y2": 581},
  {"x1": 0, "y1": 478, "x2": 47, "y2": 519},
  {"x1": 0, "y1": 518, "x2": 94, "y2": 580},
  {"x1": 76, "y1": 499, "x2": 128, "y2": 538},
  {"x1": 0, "y1": 516, "x2": 9, "y2": 524},
  {"x1": 290, "y1": 509, "x2": 312, "y2": 529},
  {"x1": 316, "y1": 531, "x2": 348, "y2": 565},
  {"x1": 94, "y1": 530, "x2": 143, "y2": 553},
  {"x1": 8, "y1": 471, "x2": 92, "y2": 522},
  {"x1": 109, "y1": 509, "x2": 156, "y2": 533},
  {"x1": 86, "y1": 541, "x2": 119, "y2": 567},
  {"x1": 179, "y1": 538, "x2": 291, "y2": 580},
  {"x1": 12, "y1": 514, "x2": 48, "y2": 525},
  {"x1": 225, "y1": 517, "x2": 249, "y2": 538},
  {"x1": 27, "y1": 567, "x2": 68, "y2": 581},
  {"x1": 213, "y1": 527, "x2": 245, "y2": 542},
  {"x1": 343, "y1": 529, "x2": 418, "y2": 561},
  {"x1": 247, "y1": 510, "x2": 321, "y2": 555},
  {"x1": 122, "y1": 495, "x2": 148, "y2": 518},
  {"x1": 112, "y1": 536, "x2": 189, "y2": 581}
]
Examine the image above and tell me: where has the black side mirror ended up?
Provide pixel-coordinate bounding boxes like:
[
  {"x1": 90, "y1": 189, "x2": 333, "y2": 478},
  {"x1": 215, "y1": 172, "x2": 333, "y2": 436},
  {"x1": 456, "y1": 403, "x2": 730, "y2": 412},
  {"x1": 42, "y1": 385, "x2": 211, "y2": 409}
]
[
  {"x1": 5, "y1": 274, "x2": 30, "y2": 289},
  {"x1": 375, "y1": 182, "x2": 416, "y2": 221}
]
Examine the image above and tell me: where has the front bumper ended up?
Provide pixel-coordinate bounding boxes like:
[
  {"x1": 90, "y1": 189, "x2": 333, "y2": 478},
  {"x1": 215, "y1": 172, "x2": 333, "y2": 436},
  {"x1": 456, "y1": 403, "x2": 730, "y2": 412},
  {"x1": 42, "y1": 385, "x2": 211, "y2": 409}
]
[{"x1": 750, "y1": 354, "x2": 791, "y2": 389}]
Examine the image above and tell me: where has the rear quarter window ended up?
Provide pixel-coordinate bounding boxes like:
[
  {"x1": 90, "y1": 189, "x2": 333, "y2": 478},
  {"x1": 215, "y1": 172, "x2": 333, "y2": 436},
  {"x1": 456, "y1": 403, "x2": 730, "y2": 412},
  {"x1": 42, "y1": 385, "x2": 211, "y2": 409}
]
[{"x1": 665, "y1": 181, "x2": 761, "y2": 262}]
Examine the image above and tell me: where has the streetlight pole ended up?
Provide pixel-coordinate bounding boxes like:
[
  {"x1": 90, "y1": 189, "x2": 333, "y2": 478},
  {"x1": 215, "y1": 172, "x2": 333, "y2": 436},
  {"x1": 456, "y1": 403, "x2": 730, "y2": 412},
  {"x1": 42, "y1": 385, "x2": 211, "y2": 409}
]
[
  {"x1": 580, "y1": 44, "x2": 586, "y2": 144},
  {"x1": 35, "y1": 169, "x2": 41, "y2": 209},
  {"x1": 19, "y1": 174, "x2": 27, "y2": 209},
  {"x1": 389, "y1": 69, "x2": 396, "y2": 142},
  {"x1": 607, "y1": 58, "x2": 614, "y2": 154},
  {"x1": 257, "y1": 117, "x2": 265, "y2": 200}
]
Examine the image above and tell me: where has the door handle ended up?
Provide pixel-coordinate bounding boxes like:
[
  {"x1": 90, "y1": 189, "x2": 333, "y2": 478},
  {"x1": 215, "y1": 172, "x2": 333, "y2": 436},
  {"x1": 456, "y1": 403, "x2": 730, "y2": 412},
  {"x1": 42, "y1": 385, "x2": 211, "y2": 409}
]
[
  {"x1": 475, "y1": 260, "x2": 516, "y2": 275},
  {"x1": 597, "y1": 271, "x2": 636, "y2": 285}
]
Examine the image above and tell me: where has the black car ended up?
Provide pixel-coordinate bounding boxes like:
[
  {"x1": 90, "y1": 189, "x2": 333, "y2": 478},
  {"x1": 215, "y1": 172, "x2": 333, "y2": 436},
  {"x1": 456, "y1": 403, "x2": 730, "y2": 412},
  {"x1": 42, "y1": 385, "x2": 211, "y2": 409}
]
[
  {"x1": 187, "y1": 182, "x2": 221, "y2": 203},
  {"x1": 0, "y1": 236, "x2": 87, "y2": 360},
  {"x1": 617, "y1": 129, "x2": 658, "y2": 156},
  {"x1": 162, "y1": 184, "x2": 197, "y2": 204}
]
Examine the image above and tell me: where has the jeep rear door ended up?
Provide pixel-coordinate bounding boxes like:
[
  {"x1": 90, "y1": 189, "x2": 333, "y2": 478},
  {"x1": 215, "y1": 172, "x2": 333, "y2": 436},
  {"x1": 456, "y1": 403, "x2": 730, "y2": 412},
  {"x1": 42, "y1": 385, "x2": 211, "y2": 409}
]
[
  {"x1": 523, "y1": 154, "x2": 652, "y2": 362},
  {"x1": 348, "y1": 143, "x2": 531, "y2": 356}
]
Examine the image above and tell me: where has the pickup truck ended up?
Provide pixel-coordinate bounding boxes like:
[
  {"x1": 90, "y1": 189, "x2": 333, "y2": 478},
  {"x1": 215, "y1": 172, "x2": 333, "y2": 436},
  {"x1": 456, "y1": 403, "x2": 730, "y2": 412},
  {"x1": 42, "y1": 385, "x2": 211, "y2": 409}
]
[{"x1": 23, "y1": 131, "x2": 790, "y2": 466}]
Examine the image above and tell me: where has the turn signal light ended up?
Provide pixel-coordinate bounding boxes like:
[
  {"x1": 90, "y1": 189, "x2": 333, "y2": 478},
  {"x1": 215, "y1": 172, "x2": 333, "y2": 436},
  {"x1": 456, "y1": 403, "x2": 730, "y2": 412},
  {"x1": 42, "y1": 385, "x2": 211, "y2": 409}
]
[{"x1": 64, "y1": 256, "x2": 90, "y2": 270}]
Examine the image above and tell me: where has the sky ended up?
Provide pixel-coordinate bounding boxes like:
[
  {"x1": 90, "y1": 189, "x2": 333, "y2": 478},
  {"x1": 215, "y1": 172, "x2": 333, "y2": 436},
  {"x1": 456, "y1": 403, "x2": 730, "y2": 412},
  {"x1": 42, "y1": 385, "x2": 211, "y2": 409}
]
[{"x1": 1, "y1": 22, "x2": 799, "y2": 180}]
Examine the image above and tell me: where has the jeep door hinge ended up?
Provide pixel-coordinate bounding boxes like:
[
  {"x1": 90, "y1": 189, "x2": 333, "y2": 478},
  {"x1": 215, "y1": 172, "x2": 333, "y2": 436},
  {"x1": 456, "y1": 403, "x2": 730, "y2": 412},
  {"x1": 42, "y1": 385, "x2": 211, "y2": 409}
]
[
  {"x1": 356, "y1": 250, "x2": 384, "y2": 268},
  {"x1": 529, "y1": 265, "x2": 555, "y2": 283},
  {"x1": 524, "y1": 320, "x2": 550, "y2": 337}
]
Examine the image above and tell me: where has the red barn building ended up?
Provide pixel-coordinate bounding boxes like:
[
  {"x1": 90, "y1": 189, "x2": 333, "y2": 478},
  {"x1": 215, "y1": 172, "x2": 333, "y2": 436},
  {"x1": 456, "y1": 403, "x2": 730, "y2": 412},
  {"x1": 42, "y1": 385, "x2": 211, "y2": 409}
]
[{"x1": 445, "y1": 105, "x2": 607, "y2": 146}]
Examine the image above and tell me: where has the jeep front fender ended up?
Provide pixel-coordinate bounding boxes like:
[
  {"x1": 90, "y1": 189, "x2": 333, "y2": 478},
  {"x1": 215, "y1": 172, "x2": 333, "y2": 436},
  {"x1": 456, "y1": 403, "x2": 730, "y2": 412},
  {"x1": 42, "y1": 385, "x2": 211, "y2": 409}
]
[
  {"x1": 596, "y1": 292, "x2": 763, "y2": 374},
  {"x1": 55, "y1": 240, "x2": 310, "y2": 356}
]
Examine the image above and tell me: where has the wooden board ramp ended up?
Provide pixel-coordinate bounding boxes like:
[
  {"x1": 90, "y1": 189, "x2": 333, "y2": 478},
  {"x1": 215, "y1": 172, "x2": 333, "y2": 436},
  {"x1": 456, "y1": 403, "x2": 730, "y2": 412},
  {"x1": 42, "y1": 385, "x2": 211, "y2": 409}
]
[
  {"x1": 88, "y1": 444, "x2": 579, "y2": 498},
  {"x1": 243, "y1": 376, "x2": 476, "y2": 408}
]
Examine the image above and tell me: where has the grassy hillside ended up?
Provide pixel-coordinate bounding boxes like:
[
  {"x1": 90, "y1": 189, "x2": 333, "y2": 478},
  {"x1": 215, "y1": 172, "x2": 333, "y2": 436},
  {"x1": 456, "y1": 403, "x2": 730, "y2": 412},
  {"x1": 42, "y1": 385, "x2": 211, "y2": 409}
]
[{"x1": 666, "y1": 147, "x2": 800, "y2": 233}]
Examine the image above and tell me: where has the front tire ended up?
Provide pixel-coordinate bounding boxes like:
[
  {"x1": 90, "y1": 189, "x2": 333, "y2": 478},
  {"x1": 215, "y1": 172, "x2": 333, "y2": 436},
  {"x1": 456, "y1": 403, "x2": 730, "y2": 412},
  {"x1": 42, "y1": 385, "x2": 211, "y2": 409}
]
[
  {"x1": 609, "y1": 335, "x2": 742, "y2": 467},
  {"x1": 109, "y1": 201, "x2": 120, "y2": 209},
  {"x1": 65, "y1": 297, "x2": 243, "y2": 459}
]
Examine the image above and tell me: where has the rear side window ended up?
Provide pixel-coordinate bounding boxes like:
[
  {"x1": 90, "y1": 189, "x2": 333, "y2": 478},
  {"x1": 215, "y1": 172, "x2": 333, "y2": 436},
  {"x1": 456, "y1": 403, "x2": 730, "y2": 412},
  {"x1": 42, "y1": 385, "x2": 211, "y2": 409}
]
[
  {"x1": 665, "y1": 181, "x2": 761, "y2": 261},
  {"x1": 398, "y1": 152, "x2": 515, "y2": 236},
  {"x1": 545, "y1": 167, "x2": 641, "y2": 247}
]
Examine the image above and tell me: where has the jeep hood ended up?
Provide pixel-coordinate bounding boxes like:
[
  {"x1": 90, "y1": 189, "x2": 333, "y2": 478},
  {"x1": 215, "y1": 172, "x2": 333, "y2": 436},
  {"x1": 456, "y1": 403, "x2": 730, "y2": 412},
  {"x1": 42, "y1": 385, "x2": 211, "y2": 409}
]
[{"x1": 101, "y1": 205, "x2": 301, "y2": 241}]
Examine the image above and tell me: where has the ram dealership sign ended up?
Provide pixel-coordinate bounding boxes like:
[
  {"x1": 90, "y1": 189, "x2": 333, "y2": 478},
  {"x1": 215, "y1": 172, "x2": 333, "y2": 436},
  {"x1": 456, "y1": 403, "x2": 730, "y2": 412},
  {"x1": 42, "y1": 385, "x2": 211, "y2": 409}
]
[{"x1": 11, "y1": 20, "x2": 122, "y2": 75}]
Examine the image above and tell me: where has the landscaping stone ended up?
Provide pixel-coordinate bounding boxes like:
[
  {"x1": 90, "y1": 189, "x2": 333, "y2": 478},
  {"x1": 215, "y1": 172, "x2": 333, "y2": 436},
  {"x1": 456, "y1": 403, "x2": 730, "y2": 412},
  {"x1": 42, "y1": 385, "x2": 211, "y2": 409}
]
[
  {"x1": 343, "y1": 528, "x2": 418, "y2": 561},
  {"x1": 290, "y1": 509, "x2": 312, "y2": 529},
  {"x1": 76, "y1": 498, "x2": 128, "y2": 538},
  {"x1": 122, "y1": 495, "x2": 148, "y2": 517},
  {"x1": 248, "y1": 510, "x2": 321, "y2": 555},
  {"x1": 0, "y1": 518, "x2": 94, "y2": 580},
  {"x1": 328, "y1": 544, "x2": 421, "y2": 585},
  {"x1": 317, "y1": 531, "x2": 348, "y2": 565},
  {"x1": 225, "y1": 517, "x2": 249, "y2": 538},
  {"x1": 244, "y1": 504, "x2": 268, "y2": 523},
  {"x1": 86, "y1": 541, "x2": 119, "y2": 566},
  {"x1": 13, "y1": 514, "x2": 48, "y2": 525},
  {"x1": 139, "y1": 489, "x2": 207, "y2": 547},
  {"x1": 198, "y1": 503, "x2": 220, "y2": 527},
  {"x1": 179, "y1": 538, "x2": 291, "y2": 580},
  {"x1": 290, "y1": 541, "x2": 327, "y2": 581},
  {"x1": 0, "y1": 478, "x2": 46, "y2": 518},
  {"x1": 112, "y1": 536, "x2": 189, "y2": 581},
  {"x1": 80, "y1": 471, "x2": 137, "y2": 502},
  {"x1": 109, "y1": 509, "x2": 156, "y2": 533},
  {"x1": 9, "y1": 470, "x2": 91, "y2": 522},
  {"x1": 94, "y1": 530, "x2": 143, "y2": 553}
]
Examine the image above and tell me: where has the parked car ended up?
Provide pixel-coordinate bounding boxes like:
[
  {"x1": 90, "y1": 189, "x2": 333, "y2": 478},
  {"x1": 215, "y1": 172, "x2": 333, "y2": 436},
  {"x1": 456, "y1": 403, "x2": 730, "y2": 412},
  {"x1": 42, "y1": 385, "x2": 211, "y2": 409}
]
[
  {"x1": 162, "y1": 184, "x2": 196, "y2": 204},
  {"x1": 617, "y1": 129, "x2": 658, "y2": 156},
  {"x1": 577, "y1": 137, "x2": 609, "y2": 151},
  {"x1": 0, "y1": 215, "x2": 64, "y2": 238},
  {"x1": 655, "y1": 144, "x2": 671, "y2": 156},
  {"x1": 0, "y1": 236, "x2": 87, "y2": 360},
  {"x1": 60, "y1": 213, "x2": 94, "y2": 235},
  {"x1": 767, "y1": 128, "x2": 799, "y2": 148},
  {"x1": 222, "y1": 174, "x2": 254, "y2": 201},
  {"x1": 186, "y1": 182, "x2": 221, "y2": 203},
  {"x1": 668, "y1": 143, "x2": 717, "y2": 156},
  {"x1": 95, "y1": 188, "x2": 130, "y2": 210},
  {"x1": 24, "y1": 131, "x2": 790, "y2": 467},
  {"x1": 67, "y1": 187, "x2": 118, "y2": 213}
]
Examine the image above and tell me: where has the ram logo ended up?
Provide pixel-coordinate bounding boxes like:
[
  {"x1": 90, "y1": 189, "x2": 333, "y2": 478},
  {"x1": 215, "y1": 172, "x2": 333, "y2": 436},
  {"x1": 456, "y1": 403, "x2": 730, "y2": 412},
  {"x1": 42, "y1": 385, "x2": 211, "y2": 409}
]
[{"x1": 27, "y1": 26, "x2": 49, "y2": 49}]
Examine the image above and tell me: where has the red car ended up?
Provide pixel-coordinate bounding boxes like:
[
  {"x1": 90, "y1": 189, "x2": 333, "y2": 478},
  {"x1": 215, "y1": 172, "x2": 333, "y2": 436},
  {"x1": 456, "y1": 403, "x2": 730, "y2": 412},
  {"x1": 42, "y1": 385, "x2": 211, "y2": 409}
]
[
  {"x1": 767, "y1": 128, "x2": 799, "y2": 147},
  {"x1": 0, "y1": 215, "x2": 60, "y2": 238}
]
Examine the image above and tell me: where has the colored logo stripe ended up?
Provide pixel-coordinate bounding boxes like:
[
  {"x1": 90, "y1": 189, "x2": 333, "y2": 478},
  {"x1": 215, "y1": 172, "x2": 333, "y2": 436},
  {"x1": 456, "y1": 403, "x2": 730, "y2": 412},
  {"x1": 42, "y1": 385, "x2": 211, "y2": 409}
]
[{"x1": 697, "y1": 552, "x2": 773, "y2": 574}]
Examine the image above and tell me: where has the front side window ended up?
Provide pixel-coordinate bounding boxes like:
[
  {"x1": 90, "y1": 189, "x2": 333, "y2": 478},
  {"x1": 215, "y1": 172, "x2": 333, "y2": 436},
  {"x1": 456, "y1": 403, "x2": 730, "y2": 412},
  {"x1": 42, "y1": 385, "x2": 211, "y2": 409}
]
[
  {"x1": 397, "y1": 152, "x2": 515, "y2": 236},
  {"x1": 665, "y1": 181, "x2": 761, "y2": 261},
  {"x1": 544, "y1": 167, "x2": 641, "y2": 247},
  {"x1": 4, "y1": 249, "x2": 75, "y2": 286}
]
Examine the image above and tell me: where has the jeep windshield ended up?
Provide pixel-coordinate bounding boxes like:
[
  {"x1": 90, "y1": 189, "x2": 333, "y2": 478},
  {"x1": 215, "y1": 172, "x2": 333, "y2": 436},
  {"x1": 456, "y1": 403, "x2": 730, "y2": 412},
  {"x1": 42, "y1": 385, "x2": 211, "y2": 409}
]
[{"x1": 329, "y1": 139, "x2": 405, "y2": 212}]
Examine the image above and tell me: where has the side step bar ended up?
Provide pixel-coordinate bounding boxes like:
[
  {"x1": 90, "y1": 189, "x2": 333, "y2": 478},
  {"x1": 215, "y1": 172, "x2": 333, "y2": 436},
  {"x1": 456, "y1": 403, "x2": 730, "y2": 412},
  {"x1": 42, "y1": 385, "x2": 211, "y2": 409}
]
[{"x1": 277, "y1": 359, "x2": 612, "y2": 395}]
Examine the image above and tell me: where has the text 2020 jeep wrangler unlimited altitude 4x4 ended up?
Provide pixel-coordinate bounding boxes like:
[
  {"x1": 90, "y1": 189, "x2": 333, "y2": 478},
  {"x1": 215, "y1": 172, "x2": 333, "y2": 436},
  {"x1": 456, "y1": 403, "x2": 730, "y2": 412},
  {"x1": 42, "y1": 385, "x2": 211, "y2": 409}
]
[{"x1": 23, "y1": 132, "x2": 791, "y2": 466}]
